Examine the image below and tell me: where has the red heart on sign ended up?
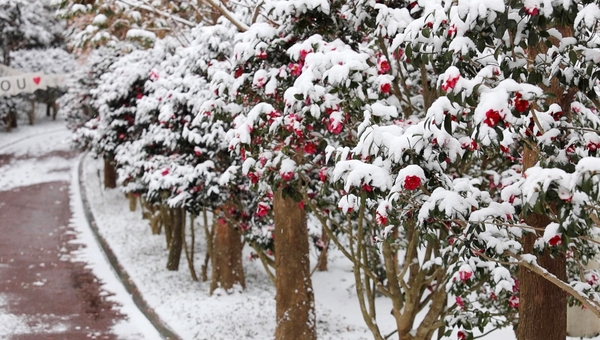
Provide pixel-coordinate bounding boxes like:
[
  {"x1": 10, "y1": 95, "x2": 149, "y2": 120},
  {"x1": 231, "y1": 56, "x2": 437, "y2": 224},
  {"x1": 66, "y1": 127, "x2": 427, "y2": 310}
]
[{"x1": 33, "y1": 77, "x2": 41, "y2": 85}]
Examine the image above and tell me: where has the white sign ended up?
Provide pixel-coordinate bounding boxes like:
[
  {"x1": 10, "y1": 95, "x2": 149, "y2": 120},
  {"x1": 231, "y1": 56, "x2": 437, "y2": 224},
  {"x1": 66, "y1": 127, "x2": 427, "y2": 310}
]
[
  {"x1": 0, "y1": 73, "x2": 67, "y2": 96},
  {"x1": 0, "y1": 65, "x2": 22, "y2": 77}
]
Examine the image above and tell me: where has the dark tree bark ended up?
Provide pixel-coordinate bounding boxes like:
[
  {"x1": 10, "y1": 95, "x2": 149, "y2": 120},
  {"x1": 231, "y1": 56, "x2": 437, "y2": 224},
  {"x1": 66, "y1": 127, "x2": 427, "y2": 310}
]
[
  {"x1": 103, "y1": 155, "x2": 117, "y2": 189},
  {"x1": 273, "y1": 188, "x2": 316, "y2": 340},
  {"x1": 210, "y1": 211, "x2": 245, "y2": 294},
  {"x1": 316, "y1": 230, "x2": 329, "y2": 272},
  {"x1": 166, "y1": 207, "x2": 184, "y2": 271},
  {"x1": 517, "y1": 148, "x2": 567, "y2": 340},
  {"x1": 518, "y1": 214, "x2": 567, "y2": 340}
]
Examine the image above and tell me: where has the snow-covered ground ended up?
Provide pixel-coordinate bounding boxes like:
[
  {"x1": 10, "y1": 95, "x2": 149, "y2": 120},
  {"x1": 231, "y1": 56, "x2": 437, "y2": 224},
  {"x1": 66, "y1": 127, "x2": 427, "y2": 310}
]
[{"x1": 82, "y1": 153, "x2": 389, "y2": 340}]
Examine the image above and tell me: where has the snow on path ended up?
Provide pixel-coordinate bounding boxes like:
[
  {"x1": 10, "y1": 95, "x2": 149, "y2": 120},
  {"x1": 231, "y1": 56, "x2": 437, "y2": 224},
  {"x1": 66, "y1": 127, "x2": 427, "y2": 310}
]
[{"x1": 0, "y1": 120, "x2": 161, "y2": 339}]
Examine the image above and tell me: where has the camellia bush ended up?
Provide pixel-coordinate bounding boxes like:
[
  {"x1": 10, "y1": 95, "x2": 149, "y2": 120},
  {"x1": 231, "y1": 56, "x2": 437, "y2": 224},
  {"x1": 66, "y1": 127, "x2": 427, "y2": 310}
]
[{"x1": 65, "y1": 0, "x2": 600, "y2": 340}]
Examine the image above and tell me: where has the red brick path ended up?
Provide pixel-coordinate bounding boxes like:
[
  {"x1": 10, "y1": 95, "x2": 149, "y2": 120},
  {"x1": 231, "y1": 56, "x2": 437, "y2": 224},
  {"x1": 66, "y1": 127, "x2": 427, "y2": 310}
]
[{"x1": 0, "y1": 148, "x2": 126, "y2": 339}]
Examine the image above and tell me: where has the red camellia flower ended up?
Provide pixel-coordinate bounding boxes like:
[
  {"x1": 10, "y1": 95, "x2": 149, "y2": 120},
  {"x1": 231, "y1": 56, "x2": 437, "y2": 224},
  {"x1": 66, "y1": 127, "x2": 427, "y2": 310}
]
[
  {"x1": 136, "y1": 92, "x2": 143, "y2": 99},
  {"x1": 194, "y1": 146, "x2": 202, "y2": 156},
  {"x1": 441, "y1": 74, "x2": 460, "y2": 92},
  {"x1": 256, "y1": 50, "x2": 267, "y2": 59},
  {"x1": 234, "y1": 66, "x2": 243, "y2": 78},
  {"x1": 319, "y1": 167, "x2": 328, "y2": 182},
  {"x1": 378, "y1": 59, "x2": 391, "y2": 74},
  {"x1": 586, "y1": 142, "x2": 600, "y2": 151},
  {"x1": 380, "y1": 82, "x2": 391, "y2": 94},
  {"x1": 248, "y1": 172, "x2": 259, "y2": 184},
  {"x1": 256, "y1": 203, "x2": 270, "y2": 218},
  {"x1": 514, "y1": 92, "x2": 530, "y2": 113},
  {"x1": 459, "y1": 270, "x2": 472, "y2": 282},
  {"x1": 404, "y1": 175, "x2": 421, "y2": 190},
  {"x1": 457, "y1": 331, "x2": 466, "y2": 340},
  {"x1": 281, "y1": 171, "x2": 294, "y2": 181},
  {"x1": 161, "y1": 168, "x2": 169, "y2": 176},
  {"x1": 304, "y1": 142, "x2": 318, "y2": 154},
  {"x1": 508, "y1": 295, "x2": 519, "y2": 308},
  {"x1": 525, "y1": 7, "x2": 539, "y2": 16},
  {"x1": 376, "y1": 212, "x2": 388, "y2": 226},
  {"x1": 483, "y1": 109, "x2": 502, "y2": 127},
  {"x1": 549, "y1": 234, "x2": 562, "y2": 246}
]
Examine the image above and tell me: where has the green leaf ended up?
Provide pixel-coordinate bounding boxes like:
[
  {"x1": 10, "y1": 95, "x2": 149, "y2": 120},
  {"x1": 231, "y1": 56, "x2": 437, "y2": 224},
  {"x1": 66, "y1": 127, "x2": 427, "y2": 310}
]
[
  {"x1": 444, "y1": 113, "x2": 453, "y2": 132},
  {"x1": 569, "y1": 50, "x2": 577, "y2": 64}
]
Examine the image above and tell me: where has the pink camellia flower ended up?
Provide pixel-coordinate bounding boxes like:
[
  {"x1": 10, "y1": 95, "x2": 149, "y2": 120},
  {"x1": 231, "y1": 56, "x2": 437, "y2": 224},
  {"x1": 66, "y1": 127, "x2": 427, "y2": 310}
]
[
  {"x1": 380, "y1": 82, "x2": 392, "y2": 94},
  {"x1": 289, "y1": 62, "x2": 303, "y2": 77},
  {"x1": 194, "y1": 146, "x2": 202, "y2": 156},
  {"x1": 483, "y1": 109, "x2": 502, "y2": 127},
  {"x1": 404, "y1": 175, "x2": 421, "y2": 190},
  {"x1": 459, "y1": 270, "x2": 473, "y2": 282},
  {"x1": 455, "y1": 296, "x2": 464, "y2": 309},
  {"x1": 448, "y1": 24, "x2": 457, "y2": 37},
  {"x1": 149, "y1": 70, "x2": 159, "y2": 81},
  {"x1": 378, "y1": 59, "x2": 391, "y2": 74},
  {"x1": 281, "y1": 171, "x2": 294, "y2": 181},
  {"x1": 256, "y1": 203, "x2": 270, "y2": 218},
  {"x1": 508, "y1": 295, "x2": 519, "y2": 308},
  {"x1": 328, "y1": 118, "x2": 343, "y2": 134},
  {"x1": 299, "y1": 49, "x2": 311, "y2": 61}
]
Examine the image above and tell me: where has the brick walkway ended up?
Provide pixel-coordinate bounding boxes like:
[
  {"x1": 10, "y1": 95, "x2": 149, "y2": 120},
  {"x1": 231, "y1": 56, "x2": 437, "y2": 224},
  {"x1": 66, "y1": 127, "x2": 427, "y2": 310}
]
[{"x1": 0, "y1": 134, "x2": 128, "y2": 339}]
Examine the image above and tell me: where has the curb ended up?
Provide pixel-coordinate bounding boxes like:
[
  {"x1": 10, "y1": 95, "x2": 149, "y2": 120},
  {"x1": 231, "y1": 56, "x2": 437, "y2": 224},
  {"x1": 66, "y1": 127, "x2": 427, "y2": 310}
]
[{"x1": 77, "y1": 153, "x2": 182, "y2": 340}]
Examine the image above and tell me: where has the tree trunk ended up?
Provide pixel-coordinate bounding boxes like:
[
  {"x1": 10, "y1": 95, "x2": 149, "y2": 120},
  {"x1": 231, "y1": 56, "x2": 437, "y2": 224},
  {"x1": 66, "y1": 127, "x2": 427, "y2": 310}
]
[
  {"x1": 210, "y1": 213, "x2": 245, "y2": 294},
  {"x1": 103, "y1": 155, "x2": 117, "y2": 189},
  {"x1": 517, "y1": 147, "x2": 567, "y2": 340},
  {"x1": 316, "y1": 229, "x2": 329, "y2": 272},
  {"x1": 128, "y1": 193, "x2": 137, "y2": 212},
  {"x1": 518, "y1": 223, "x2": 567, "y2": 340},
  {"x1": 28, "y1": 100, "x2": 35, "y2": 125},
  {"x1": 9, "y1": 111, "x2": 17, "y2": 129},
  {"x1": 273, "y1": 188, "x2": 316, "y2": 340},
  {"x1": 166, "y1": 207, "x2": 184, "y2": 271}
]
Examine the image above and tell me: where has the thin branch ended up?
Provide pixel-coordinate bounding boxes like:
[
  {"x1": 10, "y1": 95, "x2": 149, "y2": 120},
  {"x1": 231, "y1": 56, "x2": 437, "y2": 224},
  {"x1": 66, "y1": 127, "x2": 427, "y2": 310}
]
[{"x1": 199, "y1": 0, "x2": 249, "y2": 32}]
